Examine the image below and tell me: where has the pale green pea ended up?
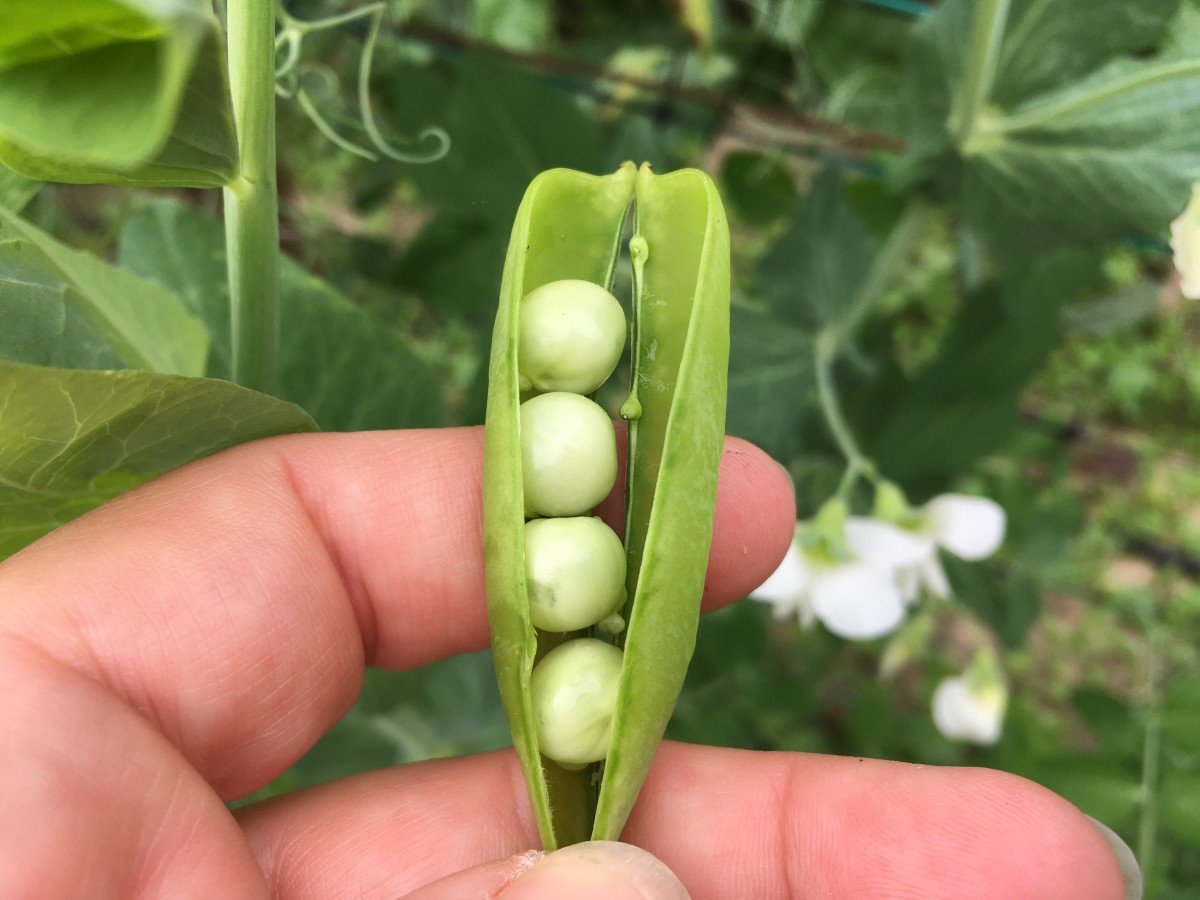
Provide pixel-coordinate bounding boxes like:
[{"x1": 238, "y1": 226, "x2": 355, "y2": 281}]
[
  {"x1": 518, "y1": 279, "x2": 627, "y2": 395},
  {"x1": 525, "y1": 516, "x2": 626, "y2": 633},
  {"x1": 530, "y1": 638, "x2": 624, "y2": 768},
  {"x1": 519, "y1": 392, "x2": 616, "y2": 518}
]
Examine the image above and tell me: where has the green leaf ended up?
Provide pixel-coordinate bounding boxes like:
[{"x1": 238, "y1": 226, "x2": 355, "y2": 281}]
[
  {"x1": 0, "y1": 362, "x2": 316, "y2": 558},
  {"x1": 471, "y1": 0, "x2": 553, "y2": 51},
  {"x1": 290, "y1": 653, "x2": 509, "y2": 786},
  {"x1": 745, "y1": 0, "x2": 821, "y2": 47},
  {"x1": 1070, "y1": 688, "x2": 1142, "y2": 760},
  {"x1": 401, "y1": 57, "x2": 608, "y2": 228},
  {"x1": 1032, "y1": 760, "x2": 1143, "y2": 829},
  {"x1": 861, "y1": 250, "x2": 1097, "y2": 486},
  {"x1": 720, "y1": 151, "x2": 798, "y2": 225},
  {"x1": 943, "y1": 556, "x2": 1042, "y2": 649},
  {"x1": 394, "y1": 215, "x2": 508, "y2": 318},
  {"x1": 118, "y1": 199, "x2": 447, "y2": 430},
  {"x1": 758, "y1": 162, "x2": 872, "y2": 331},
  {"x1": 0, "y1": 205, "x2": 208, "y2": 375},
  {"x1": 1160, "y1": 772, "x2": 1200, "y2": 846},
  {"x1": 1162, "y1": 678, "x2": 1200, "y2": 755},
  {"x1": 902, "y1": 0, "x2": 1193, "y2": 249},
  {"x1": 726, "y1": 304, "x2": 813, "y2": 459},
  {"x1": 0, "y1": 160, "x2": 37, "y2": 210},
  {"x1": 965, "y1": 56, "x2": 1200, "y2": 243},
  {"x1": 0, "y1": 0, "x2": 236, "y2": 187},
  {"x1": 990, "y1": 0, "x2": 1180, "y2": 106},
  {"x1": 1062, "y1": 283, "x2": 1161, "y2": 336}
]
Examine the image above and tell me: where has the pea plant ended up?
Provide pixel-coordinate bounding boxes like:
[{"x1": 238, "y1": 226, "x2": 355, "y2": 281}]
[{"x1": 4, "y1": 0, "x2": 1200, "y2": 891}]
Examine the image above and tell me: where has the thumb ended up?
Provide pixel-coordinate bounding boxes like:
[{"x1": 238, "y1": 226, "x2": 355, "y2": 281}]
[{"x1": 402, "y1": 841, "x2": 690, "y2": 899}]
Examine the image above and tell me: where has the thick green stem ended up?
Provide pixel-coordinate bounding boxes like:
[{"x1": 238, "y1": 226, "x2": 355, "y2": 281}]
[
  {"x1": 1138, "y1": 621, "x2": 1163, "y2": 882},
  {"x1": 949, "y1": 0, "x2": 1010, "y2": 148},
  {"x1": 224, "y1": 0, "x2": 280, "y2": 392}
]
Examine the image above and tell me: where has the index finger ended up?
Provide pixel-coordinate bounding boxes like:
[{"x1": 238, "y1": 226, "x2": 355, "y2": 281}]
[{"x1": 0, "y1": 428, "x2": 794, "y2": 798}]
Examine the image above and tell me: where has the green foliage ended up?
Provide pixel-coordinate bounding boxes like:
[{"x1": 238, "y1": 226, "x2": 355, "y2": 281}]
[
  {"x1": 2, "y1": 1, "x2": 1200, "y2": 890},
  {"x1": 726, "y1": 304, "x2": 813, "y2": 458},
  {"x1": 758, "y1": 162, "x2": 873, "y2": 332},
  {"x1": 0, "y1": 0, "x2": 236, "y2": 186},
  {"x1": 903, "y1": 0, "x2": 1200, "y2": 253},
  {"x1": 0, "y1": 161, "x2": 37, "y2": 211},
  {"x1": 0, "y1": 205, "x2": 208, "y2": 375},
  {"x1": 0, "y1": 362, "x2": 315, "y2": 557},
  {"x1": 720, "y1": 151, "x2": 797, "y2": 225},
  {"x1": 118, "y1": 200, "x2": 447, "y2": 431}
]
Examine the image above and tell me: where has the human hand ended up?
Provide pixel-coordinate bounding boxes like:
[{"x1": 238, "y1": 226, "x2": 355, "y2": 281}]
[{"x1": 0, "y1": 429, "x2": 1134, "y2": 898}]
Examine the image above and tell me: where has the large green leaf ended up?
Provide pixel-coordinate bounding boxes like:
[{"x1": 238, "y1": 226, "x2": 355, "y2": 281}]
[
  {"x1": 0, "y1": 206, "x2": 208, "y2": 375},
  {"x1": 902, "y1": 0, "x2": 1195, "y2": 248},
  {"x1": 991, "y1": 0, "x2": 1180, "y2": 106},
  {"x1": 1032, "y1": 760, "x2": 1142, "y2": 829},
  {"x1": 943, "y1": 557, "x2": 1041, "y2": 649},
  {"x1": 1159, "y1": 773, "x2": 1200, "y2": 846},
  {"x1": 964, "y1": 56, "x2": 1200, "y2": 242},
  {"x1": 0, "y1": 362, "x2": 316, "y2": 558},
  {"x1": 398, "y1": 57, "x2": 607, "y2": 227},
  {"x1": 906, "y1": 0, "x2": 1180, "y2": 136},
  {"x1": 757, "y1": 162, "x2": 872, "y2": 331},
  {"x1": 860, "y1": 250, "x2": 1098, "y2": 487},
  {"x1": 726, "y1": 304, "x2": 813, "y2": 460},
  {"x1": 0, "y1": 0, "x2": 236, "y2": 187},
  {"x1": 118, "y1": 200, "x2": 447, "y2": 431},
  {"x1": 0, "y1": 160, "x2": 37, "y2": 210}
]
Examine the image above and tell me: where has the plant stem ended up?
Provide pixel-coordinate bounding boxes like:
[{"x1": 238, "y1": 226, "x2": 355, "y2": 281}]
[
  {"x1": 1138, "y1": 620, "x2": 1164, "y2": 883},
  {"x1": 224, "y1": 0, "x2": 280, "y2": 392},
  {"x1": 815, "y1": 330, "x2": 874, "y2": 493},
  {"x1": 949, "y1": 0, "x2": 1010, "y2": 148}
]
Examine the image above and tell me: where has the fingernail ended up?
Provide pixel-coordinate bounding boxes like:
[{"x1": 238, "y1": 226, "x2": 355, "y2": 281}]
[
  {"x1": 1086, "y1": 816, "x2": 1142, "y2": 900},
  {"x1": 499, "y1": 841, "x2": 689, "y2": 899}
]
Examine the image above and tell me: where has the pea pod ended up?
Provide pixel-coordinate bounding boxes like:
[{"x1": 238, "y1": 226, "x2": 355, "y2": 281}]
[{"x1": 484, "y1": 162, "x2": 730, "y2": 848}]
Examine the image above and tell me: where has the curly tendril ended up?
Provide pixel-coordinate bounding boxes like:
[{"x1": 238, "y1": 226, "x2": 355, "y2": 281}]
[{"x1": 274, "y1": 2, "x2": 450, "y2": 165}]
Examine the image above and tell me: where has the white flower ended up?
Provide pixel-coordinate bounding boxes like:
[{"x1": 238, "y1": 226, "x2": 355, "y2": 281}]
[
  {"x1": 932, "y1": 657, "x2": 1008, "y2": 745},
  {"x1": 923, "y1": 494, "x2": 1006, "y2": 560},
  {"x1": 888, "y1": 494, "x2": 1006, "y2": 603},
  {"x1": 751, "y1": 518, "x2": 928, "y2": 640},
  {"x1": 1170, "y1": 182, "x2": 1200, "y2": 300}
]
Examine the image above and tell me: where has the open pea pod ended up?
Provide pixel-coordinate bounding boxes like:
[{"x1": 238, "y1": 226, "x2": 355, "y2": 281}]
[{"x1": 484, "y1": 162, "x2": 729, "y2": 848}]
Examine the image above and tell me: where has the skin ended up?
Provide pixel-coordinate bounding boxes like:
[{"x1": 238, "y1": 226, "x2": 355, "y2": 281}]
[{"x1": 0, "y1": 429, "x2": 1124, "y2": 899}]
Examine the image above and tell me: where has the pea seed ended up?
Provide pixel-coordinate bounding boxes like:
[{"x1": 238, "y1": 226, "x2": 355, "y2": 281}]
[
  {"x1": 518, "y1": 279, "x2": 627, "y2": 395},
  {"x1": 524, "y1": 516, "x2": 626, "y2": 633},
  {"x1": 520, "y1": 392, "x2": 616, "y2": 518},
  {"x1": 530, "y1": 638, "x2": 624, "y2": 767}
]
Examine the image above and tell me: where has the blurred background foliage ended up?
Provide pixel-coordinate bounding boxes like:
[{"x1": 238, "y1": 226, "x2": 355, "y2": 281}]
[{"x1": 4, "y1": 0, "x2": 1200, "y2": 894}]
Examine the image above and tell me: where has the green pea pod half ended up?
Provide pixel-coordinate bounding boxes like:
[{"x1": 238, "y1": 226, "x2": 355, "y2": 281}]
[{"x1": 483, "y1": 162, "x2": 730, "y2": 848}]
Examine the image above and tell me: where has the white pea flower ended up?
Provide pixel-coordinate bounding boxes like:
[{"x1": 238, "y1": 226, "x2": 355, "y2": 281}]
[
  {"x1": 750, "y1": 505, "x2": 929, "y2": 641},
  {"x1": 932, "y1": 651, "x2": 1008, "y2": 745},
  {"x1": 1170, "y1": 181, "x2": 1200, "y2": 300},
  {"x1": 875, "y1": 488, "x2": 1007, "y2": 604}
]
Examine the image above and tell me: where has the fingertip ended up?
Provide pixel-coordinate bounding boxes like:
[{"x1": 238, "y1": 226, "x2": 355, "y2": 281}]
[
  {"x1": 703, "y1": 437, "x2": 796, "y2": 610},
  {"x1": 401, "y1": 842, "x2": 690, "y2": 900}
]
